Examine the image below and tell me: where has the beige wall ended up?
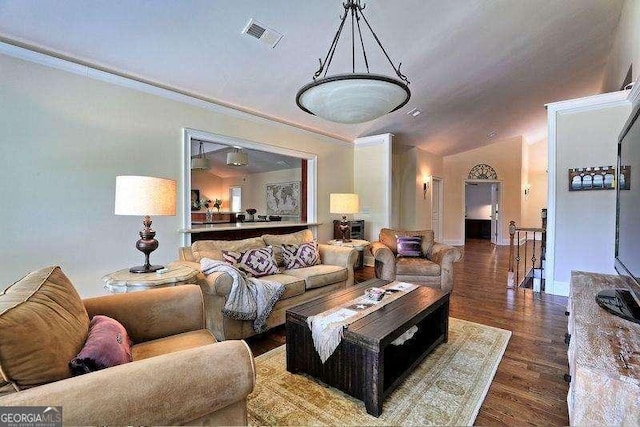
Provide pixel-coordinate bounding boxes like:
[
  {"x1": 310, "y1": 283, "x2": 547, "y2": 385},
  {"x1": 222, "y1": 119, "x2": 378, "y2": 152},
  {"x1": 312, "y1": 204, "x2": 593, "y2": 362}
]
[
  {"x1": 602, "y1": 0, "x2": 640, "y2": 91},
  {"x1": 553, "y1": 103, "x2": 631, "y2": 285},
  {"x1": 191, "y1": 170, "x2": 224, "y2": 211},
  {"x1": 443, "y1": 137, "x2": 523, "y2": 245},
  {"x1": 396, "y1": 146, "x2": 444, "y2": 231},
  {"x1": 0, "y1": 53, "x2": 353, "y2": 297},
  {"x1": 221, "y1": 168, "x2": 302, "y2": 218},
  {"x1": 521, "y1": 138, "x2": 548, "y2": 228}
]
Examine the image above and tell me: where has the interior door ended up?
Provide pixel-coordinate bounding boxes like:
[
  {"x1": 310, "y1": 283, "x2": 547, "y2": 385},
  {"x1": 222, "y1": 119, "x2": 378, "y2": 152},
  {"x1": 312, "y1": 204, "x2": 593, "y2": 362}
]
[
  {"x1": 490, "y1": 183, "x2": 499, "y2": 245},
  {"x1": 431, "y1": 178, "x2": 442, "y2": 242}
]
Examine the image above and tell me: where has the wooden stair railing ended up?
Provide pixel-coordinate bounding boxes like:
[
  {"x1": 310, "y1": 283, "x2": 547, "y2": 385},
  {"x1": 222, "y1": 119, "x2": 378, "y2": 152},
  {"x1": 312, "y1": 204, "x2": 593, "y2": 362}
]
[{"x1": 508, "y1": 209, "x2": 547, "y2": 291}]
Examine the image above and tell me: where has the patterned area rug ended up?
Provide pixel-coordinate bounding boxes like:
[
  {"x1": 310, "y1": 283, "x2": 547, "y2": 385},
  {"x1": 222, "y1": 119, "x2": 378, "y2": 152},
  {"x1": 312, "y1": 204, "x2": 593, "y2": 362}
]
[{"x1": 248, "y1": 318, "x2": 511, "y2": 426}]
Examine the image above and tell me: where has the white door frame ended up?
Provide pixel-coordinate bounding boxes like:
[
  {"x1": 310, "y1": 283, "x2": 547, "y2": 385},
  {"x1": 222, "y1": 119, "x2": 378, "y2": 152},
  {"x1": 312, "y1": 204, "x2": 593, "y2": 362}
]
[
  {"x1": 462, "y1": 179, "x2": 503, "y2": 244},
  {"x1": 430, "y1": 176, "x2": 444, "y2": 242}
]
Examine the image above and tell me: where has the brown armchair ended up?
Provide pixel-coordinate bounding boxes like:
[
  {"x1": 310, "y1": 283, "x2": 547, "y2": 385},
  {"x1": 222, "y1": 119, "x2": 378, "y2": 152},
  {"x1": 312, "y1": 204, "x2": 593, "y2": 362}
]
[
  {"x1": 371, "y1": 228, "x2": 463, "y2": 292},
  {"x1": 0, "y1": 266, "x2": 255, "y2": 426}
]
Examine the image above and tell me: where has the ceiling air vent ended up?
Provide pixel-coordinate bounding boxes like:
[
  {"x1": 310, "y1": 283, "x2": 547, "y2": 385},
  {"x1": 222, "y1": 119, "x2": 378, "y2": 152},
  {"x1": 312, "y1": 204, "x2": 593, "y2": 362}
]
[{"x1": 242, "y1": 18, "x2": 283, "y2": 48}]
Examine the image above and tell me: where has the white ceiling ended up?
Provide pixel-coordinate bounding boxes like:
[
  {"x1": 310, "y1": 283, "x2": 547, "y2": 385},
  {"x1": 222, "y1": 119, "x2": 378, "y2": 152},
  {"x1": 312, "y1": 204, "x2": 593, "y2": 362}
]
[
  {"x1": 0, "y1": 0, "x2": 624, "y2": 155},
  {"x1": 191, "y1": 140, "x2": 301, "y2": 178}
]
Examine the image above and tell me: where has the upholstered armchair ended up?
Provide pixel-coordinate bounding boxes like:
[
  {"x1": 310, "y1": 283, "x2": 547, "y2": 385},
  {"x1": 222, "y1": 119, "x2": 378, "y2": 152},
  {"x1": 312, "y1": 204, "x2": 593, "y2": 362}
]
[
  {"x1": 0, "y1": 266, "x2": 255, "y2": 426},
  {"x1": 370, "y1": 228, "x2": 463, "y2": 292}
]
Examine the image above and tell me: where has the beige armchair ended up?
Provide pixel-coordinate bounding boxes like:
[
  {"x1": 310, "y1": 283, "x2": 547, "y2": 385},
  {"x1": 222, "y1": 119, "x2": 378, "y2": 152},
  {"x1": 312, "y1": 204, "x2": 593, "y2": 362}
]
[
  {"x1": 0, "y1": 266, "x2": 254, "y2": 426},
  {"x1": 371, "y1": 228, "x2": 463, "y2": 292}
]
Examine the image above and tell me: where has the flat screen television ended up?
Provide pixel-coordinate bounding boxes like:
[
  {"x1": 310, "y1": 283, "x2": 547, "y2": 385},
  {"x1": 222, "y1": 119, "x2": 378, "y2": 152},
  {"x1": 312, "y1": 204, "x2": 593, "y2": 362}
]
[{"x1": 615, "y1": 103, "x2": 640, "y2": 289}]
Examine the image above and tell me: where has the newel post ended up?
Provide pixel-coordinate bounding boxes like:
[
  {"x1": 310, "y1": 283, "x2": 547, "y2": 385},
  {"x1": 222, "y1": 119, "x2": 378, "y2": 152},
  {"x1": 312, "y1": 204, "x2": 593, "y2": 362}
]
[{"x1": 507, "y1": 221, "x2": 517, "y2": 288}]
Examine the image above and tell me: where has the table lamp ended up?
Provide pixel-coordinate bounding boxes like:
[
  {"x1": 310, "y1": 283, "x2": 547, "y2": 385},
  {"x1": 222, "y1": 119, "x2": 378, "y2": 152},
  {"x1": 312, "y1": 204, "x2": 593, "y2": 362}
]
[
  {"x1": 115, "y1": 176, "x2": 177, "y2": 273},
  {"x1": 330, "y1": 193, "x2": 360, "y2": 242}
]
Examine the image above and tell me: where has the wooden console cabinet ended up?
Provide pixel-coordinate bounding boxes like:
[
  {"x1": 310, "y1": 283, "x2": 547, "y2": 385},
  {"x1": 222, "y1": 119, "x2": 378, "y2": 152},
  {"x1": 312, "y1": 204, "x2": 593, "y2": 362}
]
[{"x1": 566, "y1": 271, "x2": 640, "y2": 425}]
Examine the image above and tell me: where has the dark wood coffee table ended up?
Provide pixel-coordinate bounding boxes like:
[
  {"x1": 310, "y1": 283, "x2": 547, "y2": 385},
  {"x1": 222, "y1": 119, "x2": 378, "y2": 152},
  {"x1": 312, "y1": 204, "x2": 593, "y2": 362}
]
[{"x1": 286, "y1": 278, "x2": 450, "y2": 417}]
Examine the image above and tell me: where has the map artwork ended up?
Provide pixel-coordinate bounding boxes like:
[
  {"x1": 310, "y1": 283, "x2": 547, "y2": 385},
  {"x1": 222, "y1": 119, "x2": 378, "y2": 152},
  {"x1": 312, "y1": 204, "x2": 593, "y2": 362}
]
[{"x1": 266, "y1": 181, "x2": 301, "y2": 215}]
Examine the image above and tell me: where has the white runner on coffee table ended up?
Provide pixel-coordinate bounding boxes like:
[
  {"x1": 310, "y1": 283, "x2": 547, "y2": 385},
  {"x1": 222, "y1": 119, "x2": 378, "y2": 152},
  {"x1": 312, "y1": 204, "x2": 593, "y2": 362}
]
[{"x1": 307, "y1": 281, "x2": 419, "y2": 363}]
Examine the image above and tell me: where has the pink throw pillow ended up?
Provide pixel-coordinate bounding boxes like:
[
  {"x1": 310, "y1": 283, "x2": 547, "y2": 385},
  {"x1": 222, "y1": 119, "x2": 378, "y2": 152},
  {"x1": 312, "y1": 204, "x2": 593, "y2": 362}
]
[{"x1": 69, "y1": 315, "x2": 132, "y2": 375}]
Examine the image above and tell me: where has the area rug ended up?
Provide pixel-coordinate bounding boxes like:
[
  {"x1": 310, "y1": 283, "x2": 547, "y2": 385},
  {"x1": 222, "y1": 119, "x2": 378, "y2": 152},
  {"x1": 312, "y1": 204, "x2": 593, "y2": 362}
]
[{"x1": 247, "y1": 318, "x2": 511, "y2": 426}]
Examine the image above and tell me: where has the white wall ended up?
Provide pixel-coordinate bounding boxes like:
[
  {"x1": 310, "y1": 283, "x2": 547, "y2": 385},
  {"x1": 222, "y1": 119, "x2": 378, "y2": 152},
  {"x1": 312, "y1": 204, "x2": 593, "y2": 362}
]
[
  {"x1": 354, "y1": 134, "x2": 392, "y2": 243},
  {"x1": 0, "y1": 51, "x2": 354, "y2": 297},
  {"x1": 222, "y1": 168, "x2": 302, "y2": 218},
  {"x1": 465, "y1": 183, "x2": 492, "y2": 219},
  {"x1": 553, "y1": 102, "x2": 631, "y2": 286},
  {"x1": 521, "y1": 138, "x2": 548, "y2": 228}
]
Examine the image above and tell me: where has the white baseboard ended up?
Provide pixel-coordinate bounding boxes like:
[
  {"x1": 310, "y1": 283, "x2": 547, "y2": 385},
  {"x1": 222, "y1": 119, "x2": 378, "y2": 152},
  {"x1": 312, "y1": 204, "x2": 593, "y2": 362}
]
[
  {"x1": 549, "y1": 280, "x2": 569, "y2": 297},
  {"x1": 444, "y1": 239, "x2": 464, "y2": 246}
]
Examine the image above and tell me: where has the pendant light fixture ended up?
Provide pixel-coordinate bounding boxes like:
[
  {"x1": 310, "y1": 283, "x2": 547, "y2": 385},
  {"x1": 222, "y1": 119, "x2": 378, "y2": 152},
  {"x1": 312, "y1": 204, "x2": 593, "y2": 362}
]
[
  {"x1": 296, "y1": 0, "x2": 410, "y2": 124},
  {"x1": 226, "y1": 148, "x2": 248, "y2": 166},
  {"x1": 191, "y1": 142, "x2": 209, "y2": 170}
]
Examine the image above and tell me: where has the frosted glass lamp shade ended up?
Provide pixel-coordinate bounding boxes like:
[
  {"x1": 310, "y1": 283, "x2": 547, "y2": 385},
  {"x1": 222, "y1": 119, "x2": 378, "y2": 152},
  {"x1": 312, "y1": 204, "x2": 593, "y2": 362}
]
[
  {"x1": 297, "y1": 74, "x2": 410, "y2": 124},
  {"x1": 114, "y1": 176, "x2": 176, "y2": 216},
  {"x1": 330, "y1": 193, "x2": 360, "y2": 214}
]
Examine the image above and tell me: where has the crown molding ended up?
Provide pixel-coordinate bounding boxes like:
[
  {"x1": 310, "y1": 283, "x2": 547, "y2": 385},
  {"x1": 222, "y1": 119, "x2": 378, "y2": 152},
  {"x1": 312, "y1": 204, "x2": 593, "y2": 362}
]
[
  {"x1": 546, "y1": 90, "x2": 630, "y2": 115},
  {"x1": 627, "y1": 79, "x2": 640, "y2": 107},
  {"x1": 0, "y1": 39, "x2": 355, "y2": 147}
]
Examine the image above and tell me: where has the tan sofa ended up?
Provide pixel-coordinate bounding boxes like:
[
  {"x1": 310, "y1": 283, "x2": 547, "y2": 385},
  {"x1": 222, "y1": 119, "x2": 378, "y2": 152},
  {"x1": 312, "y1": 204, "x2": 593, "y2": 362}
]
[
  {"x1": 371, "y1": 228, "x2": 463, "y2": 292},
  {"x1": 0, "y1": 266, "x2": 254, "y2": 426},
  {"x1": 177, "y1": 230, "x2": 358, "y2": 341}
]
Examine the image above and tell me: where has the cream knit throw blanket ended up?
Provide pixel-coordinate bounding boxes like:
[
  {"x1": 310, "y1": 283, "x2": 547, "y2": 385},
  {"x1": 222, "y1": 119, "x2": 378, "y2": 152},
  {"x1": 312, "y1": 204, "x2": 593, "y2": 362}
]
[
  {"x1": 307, "y1": 281, "x2": 419, "y2": 363},
  {"x1": 200, "y1": 258, "x2": 285, "y2": 334}
]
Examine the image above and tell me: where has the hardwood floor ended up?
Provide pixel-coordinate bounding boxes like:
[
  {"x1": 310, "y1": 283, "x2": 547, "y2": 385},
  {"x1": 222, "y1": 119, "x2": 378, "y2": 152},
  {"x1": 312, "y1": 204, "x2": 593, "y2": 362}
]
[{"x1": 246, "y1": 239, "x2": 569, "y2": 426}]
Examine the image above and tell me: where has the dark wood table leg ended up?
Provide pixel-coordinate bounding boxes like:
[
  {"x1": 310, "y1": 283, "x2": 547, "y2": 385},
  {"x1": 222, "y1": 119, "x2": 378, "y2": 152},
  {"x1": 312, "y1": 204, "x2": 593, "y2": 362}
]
[
  {"x1": 443, "y1": 301, "x2": 450, "y2": 343},
  {"x1": 285, "y1": 316, "x2": 299, "y2": 374},
  {"x1": 363, "y1": 349, "x2": 383, "y2": 417}
]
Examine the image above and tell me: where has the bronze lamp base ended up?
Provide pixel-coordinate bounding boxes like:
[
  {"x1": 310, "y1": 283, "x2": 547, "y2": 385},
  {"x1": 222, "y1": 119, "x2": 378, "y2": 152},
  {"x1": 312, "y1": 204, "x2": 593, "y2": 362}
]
[
  {"x1": 339, "y1": 215, "x2": 351, "y2": 243},
  {"x1": 130, "y1": 215, "x2": 164, "y2": 273}
]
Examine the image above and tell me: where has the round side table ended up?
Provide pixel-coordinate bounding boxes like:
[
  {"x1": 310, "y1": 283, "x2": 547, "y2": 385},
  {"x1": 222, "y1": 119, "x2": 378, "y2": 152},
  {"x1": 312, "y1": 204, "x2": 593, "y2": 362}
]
[
  {"x1": 102, "y1": 262, "x2": 199, "y2": 294},
  {"x1": 327, "y1": 239, "x2": 371, "y2": 270}
]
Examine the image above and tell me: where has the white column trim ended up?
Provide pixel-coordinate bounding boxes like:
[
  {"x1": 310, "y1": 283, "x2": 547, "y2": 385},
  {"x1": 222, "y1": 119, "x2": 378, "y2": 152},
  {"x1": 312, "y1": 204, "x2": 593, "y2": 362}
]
[{"x1": 545, "y1": 90, "x2": 630, "y2": 295}]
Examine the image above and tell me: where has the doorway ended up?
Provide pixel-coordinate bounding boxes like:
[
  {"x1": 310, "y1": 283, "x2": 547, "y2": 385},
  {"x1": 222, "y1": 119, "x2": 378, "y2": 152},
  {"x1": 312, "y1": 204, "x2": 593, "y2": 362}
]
[
  {"x1": 430, "y1": 177, "x2": 443, "y2": 242},
  {"x1": 463, "y1": 180, "x2": 501, "y2": 244}
]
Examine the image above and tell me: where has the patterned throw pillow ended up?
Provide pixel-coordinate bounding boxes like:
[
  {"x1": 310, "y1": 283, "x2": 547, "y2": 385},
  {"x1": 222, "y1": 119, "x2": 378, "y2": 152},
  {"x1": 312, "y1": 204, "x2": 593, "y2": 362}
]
[
  {"x1": 396, "y1": 235, "x2": 423, "y2": 257},
  {"x1": 282, "y1": 241, "x2": 321, "y2": 269},
  {"x1": 222, "y1": 246, "x2": 279, "y2": 277}
]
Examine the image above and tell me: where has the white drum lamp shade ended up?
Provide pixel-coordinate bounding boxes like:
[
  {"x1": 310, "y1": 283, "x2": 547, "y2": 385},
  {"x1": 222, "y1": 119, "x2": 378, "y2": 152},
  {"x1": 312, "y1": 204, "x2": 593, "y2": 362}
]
[
  {"x1": 226, "y1": 149, "x2": 248, "y2": 166},
  {"x1": 330, "y1": 193, "x2": 360, "y2": 214},
  {"x1": 114, "y1": 176, "x2": 176, "y2": 273},
  {"x1": 330, "y1": 193, "x2": 359, "y2": 243},
  {"x1": 115, "y1": 176, "x2": 176, "y2": 216}
]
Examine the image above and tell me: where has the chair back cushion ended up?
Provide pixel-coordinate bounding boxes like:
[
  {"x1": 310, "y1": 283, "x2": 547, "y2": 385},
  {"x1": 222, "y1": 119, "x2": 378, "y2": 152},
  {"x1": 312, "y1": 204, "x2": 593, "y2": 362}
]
[
  {"x1": 379, "y1": 228, "x2": 435, "y2": 255},
  {"x1": 191, "y1": 237, "x2": 266, "y2": 262},
  {"x1": 263, "y1": 230, "x2": 314, "y2": 266},
  {"x1": 0, "y1": 266, "x2": 90, "y2": 390}
]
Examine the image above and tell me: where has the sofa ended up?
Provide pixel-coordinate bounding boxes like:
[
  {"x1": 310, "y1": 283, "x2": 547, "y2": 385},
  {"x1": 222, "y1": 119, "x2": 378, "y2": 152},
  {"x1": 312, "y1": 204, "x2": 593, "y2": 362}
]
[
  {"x1": 177, "y1": 230, "x2": 358, "y2": 341},
  {"x1": 371, "y1": 228, "x2": 463, "y2": 292},
  {"x1": 0, "y1": 266, "x2": 255, "y2": 426}
]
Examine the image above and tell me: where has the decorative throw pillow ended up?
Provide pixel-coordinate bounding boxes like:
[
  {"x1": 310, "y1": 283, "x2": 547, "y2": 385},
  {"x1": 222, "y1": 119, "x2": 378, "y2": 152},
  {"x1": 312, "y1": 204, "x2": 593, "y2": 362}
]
[
  {"x1": 69, "y1": 315, "x2": 132, "y2": 375},
  {"x1": 282, "y1": 241, "x2": 321, "y2": 269},
  {"x1": 396, "y1": 235, "x2": 423, "y2": 257},
  {"x1": 222, "y1": 246, "x2": 279, "y2": 277}
]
